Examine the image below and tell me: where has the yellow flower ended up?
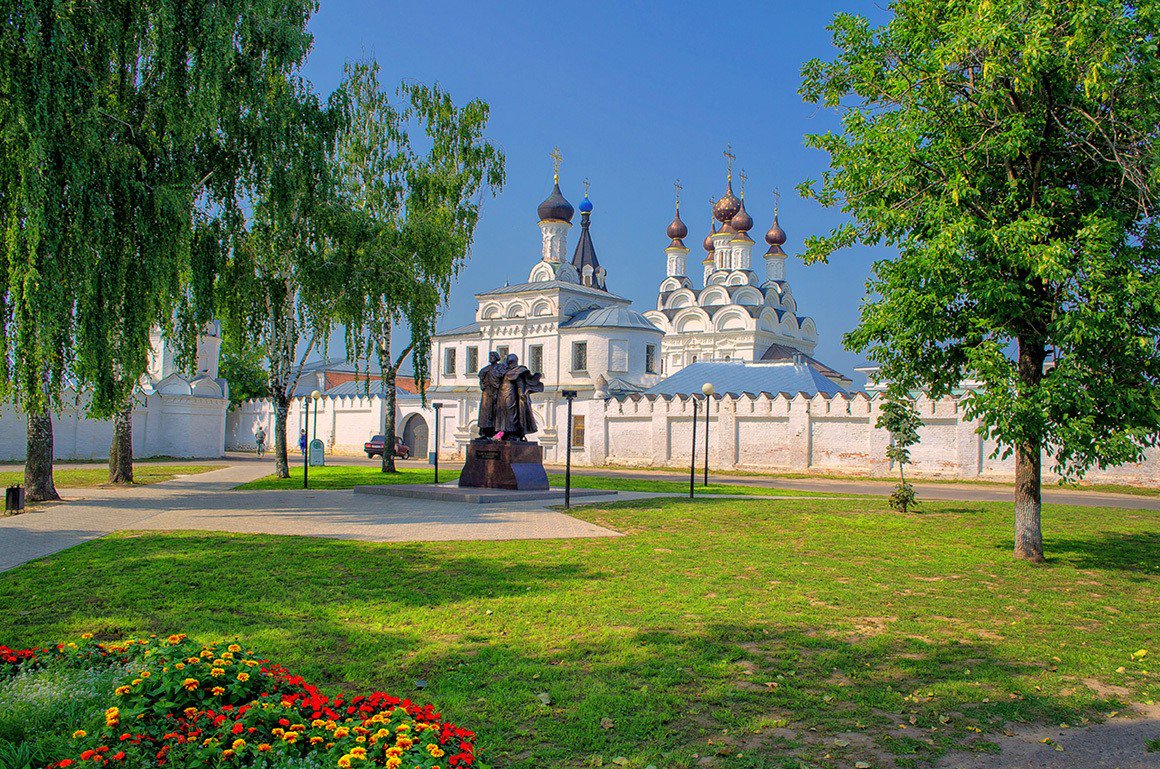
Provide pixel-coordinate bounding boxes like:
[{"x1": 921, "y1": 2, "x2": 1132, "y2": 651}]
[
  {"x1": 211, "y1": 686, "x2": 226, "y2": 696},
  {"x1": 174, "y1": 662, "x2": 185, "y2": 670},
  {"x1": 167, "y1": 634, "x2": 185, "y2": 644},
  {"x1": 131, "y1": 679, "x2": 142, "y2": 685},
  {"x1": 227, "y1": 644, "x2": 242, "y2": 653},
  {"x1": 184, "y1": 707, "x2": 199, "y2": 718},
  {"x1": 426, "y1": 744, "x2": 445, "y2": 758},
  {"x1": 338, "y1": 757, "x2": 352, "y2": 769},
  {"x1": 257, "y1": 743, "x2": 272, "y2": 752},
  {"x1": 395, "y1": 736, "x2": 413, "y2": 750},
  {"x1": 291, "y1": 724, "x2": 306, "y2": 732},
  {"x1": 140, "y1": 671, "x2": 151, "y2": 678},
  {"x1": 222, "y1": 652, "x2": 234, "y2": 660},
  {"x1": 200, "y1": 649, "x2": 214, "y2": 658},
  {"x1": 115, "y1": 685, "x2": 132, "y2": 696},
  {"x1": 283, "y1": 731, "x2": 298, "y2": 744},
  {"x1": 312, "y1": 719, "x2": 327, "y2": 728},
  {"x1": 355, "y1": 735, "x2": 366, "y2": 743},
  {"x1": 222, "y1": 749, "x2": 235, "y2": 759},
  {"x1": 385, "y1": 759, "x2": 401, "y2": 769},
  {"x1": 310, "y1": 736, "x2": 325, "y2": 745},
  {"x1": 187, "y1": 657, "x2": 200, "y2": 665},
  {"x1": 232, "y1": 739, "x2": 246, "y2": 750},
  {"x1": 81, "y1": 633, "x2": 93, "y2": 640},
  {"x1": 272, "y1": 728, "x2": 285, "y2": 738},
  {"x1": 237, "y1": 672, "x2": 250, "y2": 682},
  {"x1": 182, "y1": 678, "x2": 200, "y2": 691},
  {"x1": 350, "y1": 747, "x2": 367, "y2": 759},
  {"x1": 210, "y1": 668, "x2": 226, "y2": 678},
  {"x1": 333, "y1": 727, "x2": 350, "y2": 739},
  {"x1": 72, "y1": 730, "x2": 87, "y2": 739}
]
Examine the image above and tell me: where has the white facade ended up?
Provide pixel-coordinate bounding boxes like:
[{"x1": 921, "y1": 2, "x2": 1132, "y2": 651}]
[{"x1": 1, "y1": 324, "x2": 229, "y2": 461}]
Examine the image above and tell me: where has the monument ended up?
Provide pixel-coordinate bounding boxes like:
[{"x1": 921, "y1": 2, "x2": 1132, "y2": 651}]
[{"x1": 458, "y1": 352, "x2": 550, "y2": 490}]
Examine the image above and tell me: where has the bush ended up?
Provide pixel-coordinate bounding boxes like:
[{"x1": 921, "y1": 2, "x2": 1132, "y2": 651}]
[
  {"x1": 888, "y1": 481, "x2": 919, "y2": 514},
  {"x1": 0, "y1": 637, "x2": 475, "y2": 769}
]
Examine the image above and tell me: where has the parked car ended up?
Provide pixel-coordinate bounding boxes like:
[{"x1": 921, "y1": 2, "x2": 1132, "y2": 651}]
[{"x1": 364, "y1": 435, "x2": 411, "y2": 460}]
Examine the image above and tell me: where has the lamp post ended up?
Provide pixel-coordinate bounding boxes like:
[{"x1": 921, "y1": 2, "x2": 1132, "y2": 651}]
[
  {"x1": 702, "y1": 382, "x2": 715, "y2": 486},
  {"x1": 689, "y1": 394, "x2": 698, "y2": 500},
  {"x1": 562, "y1": 390, "x2": 578, "y2": 509},
  {"x1": 432, "y1": 402, "x2": 444, "y2": 483}
]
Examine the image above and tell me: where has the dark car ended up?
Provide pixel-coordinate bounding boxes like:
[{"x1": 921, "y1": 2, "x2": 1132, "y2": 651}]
[{"x1": 364, "y1": 435, "x2": 411, "y2": 460}]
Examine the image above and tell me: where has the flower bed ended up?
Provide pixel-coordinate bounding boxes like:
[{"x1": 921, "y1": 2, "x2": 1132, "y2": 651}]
[{"x1": 0, "y1": 637, "x2": 475, "y2": 769}]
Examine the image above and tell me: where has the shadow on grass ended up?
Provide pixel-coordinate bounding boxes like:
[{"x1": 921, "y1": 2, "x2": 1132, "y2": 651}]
[{"x1": 1048, "y1": 532, "x2": 1160, "y2": 576}]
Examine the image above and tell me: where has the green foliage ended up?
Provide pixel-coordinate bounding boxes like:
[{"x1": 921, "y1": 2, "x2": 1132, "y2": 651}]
[
  {"x1": 218, "y1": 326, "x2": 270, "y2": 407},
  {"x1": 878, "y1": 388, "x2": 923, "y2": 511},
  {"x1": 799, "y1": 1, "x2": 1160, "y2": 484},
  {"x1": 888, "y1": 480, "x2": 920, "y2": 514},
  {"x1": 329, "y1": 59, "x2": 505, "y2": 397},
  {"x1": 0, "y1": 0, "x2": 317, "y2": 416}
]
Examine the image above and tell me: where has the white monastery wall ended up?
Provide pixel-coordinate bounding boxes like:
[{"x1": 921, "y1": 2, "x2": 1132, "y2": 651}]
[
  {"x1": 224, "y1": 390, "x2": 1159, "y2": 488},
  {"x1": 1, "y1": 393, "x2": 227, "y2": 462}
]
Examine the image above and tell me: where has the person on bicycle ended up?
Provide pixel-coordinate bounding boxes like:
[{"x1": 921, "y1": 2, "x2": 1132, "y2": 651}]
[{"x1": 255, "y1": 426, "x2": 266, "y2": 457}]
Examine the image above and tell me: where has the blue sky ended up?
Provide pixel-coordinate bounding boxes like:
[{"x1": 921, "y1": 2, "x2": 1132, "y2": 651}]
[{"x1": 302, "y1": 1, "x2": 893, "y2": 384}]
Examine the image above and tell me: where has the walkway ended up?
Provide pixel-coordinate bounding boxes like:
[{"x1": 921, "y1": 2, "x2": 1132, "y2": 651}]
[{"x1": 0, "y1": 463, "x2": 622, "y2": 573}]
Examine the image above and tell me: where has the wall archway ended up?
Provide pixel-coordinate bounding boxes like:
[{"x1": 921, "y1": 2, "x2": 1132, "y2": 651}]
[{"x1": 401, "y1": 413, "x2": 429, "y2": 459}]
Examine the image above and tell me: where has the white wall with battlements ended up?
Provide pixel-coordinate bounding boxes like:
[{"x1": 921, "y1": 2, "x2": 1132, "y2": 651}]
[{"x1": 225, "y1": 390, "x2": 1159, "y2": 487}]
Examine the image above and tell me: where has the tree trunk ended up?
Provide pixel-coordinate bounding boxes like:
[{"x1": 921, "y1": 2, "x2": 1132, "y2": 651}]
[
  {"x1": 1014, "y1": 334, "x2": 1047, "y2": 562},
  {"x1": 273, "y1": 393, "x2": 290, "y2": 479},
  {"x1": 382, "y1": 370, "x2": 398, "y2": 473},
  {"x1": 25, "y1": 410, "x2": 60, "y2": 502},
  {"x1": 108, "y1": 407, "x2": 134, "y2": 484}
]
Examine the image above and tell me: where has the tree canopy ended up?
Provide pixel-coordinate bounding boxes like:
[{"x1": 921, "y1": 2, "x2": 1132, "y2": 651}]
[{"x1": 800, "y1": 0, "x2": 1160, "y2": 560}]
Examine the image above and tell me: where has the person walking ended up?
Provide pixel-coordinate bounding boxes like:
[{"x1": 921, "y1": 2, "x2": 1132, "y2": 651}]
[
  {"x1": 255, "y1": 426, "x2": 266, "y2": 458},
  {"x1": 298, "y1": 428, "x2": 308, "y2": 458}
]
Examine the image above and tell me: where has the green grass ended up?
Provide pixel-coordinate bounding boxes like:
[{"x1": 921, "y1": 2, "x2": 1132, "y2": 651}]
[
  {"x1": 0, "y1": 495, "x2": 1155, "y2": 768},
  {"x1": 0, "y1": 464, "x2": 225, "y2": 490},
  {"x1": 234, "y1": 465, "x2": 834, "y2": 496}
]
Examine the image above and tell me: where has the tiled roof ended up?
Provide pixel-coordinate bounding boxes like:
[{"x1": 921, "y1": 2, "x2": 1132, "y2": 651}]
[
  {"x1": 760, "y1": 343, "x2": 851, "y2": 385},
  {"x1": 433, "y1": 321, "x2": 482, "y2": 338},
  {"x1": 644, "y1": 360, "x2": 846, "y2": 398}
]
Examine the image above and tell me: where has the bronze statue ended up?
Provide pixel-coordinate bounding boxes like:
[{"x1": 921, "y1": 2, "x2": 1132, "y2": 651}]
[
  {"x1": 494, "y1": 353, "x2": 543, "y2": 441},
  {"x1": 476, "y1": 351, "x2": 506, "y2": 439}
]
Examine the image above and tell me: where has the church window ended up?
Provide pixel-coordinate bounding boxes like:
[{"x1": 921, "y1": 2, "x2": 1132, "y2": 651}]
[
  {"x1": 571, "y1": 341, "x2": 588, "y2": 371},
  {"x1": 645, "y1": 344, "x2": 658, "y2": 374},
  {"x1": 496, "y1": 345, "x2": 509, "y2": 359},
  {"x1": 466, "y1": 346, "x2": 479, "y2": 373},
  {"x1": 571, "y1": 415, "x2": 586, "y2": 448},
  {"x1": 609, "y1": 340, "x2": 628, "y2": 373},
  {"x1": 443, "y1": 348, "x2": 457, "y2": 377},
  {"x1": 691, "y1": 354, "x2": 698, "y2": 364},
  {"x1": 529, "y1": 344, "x2": 543, "y2": 374}
]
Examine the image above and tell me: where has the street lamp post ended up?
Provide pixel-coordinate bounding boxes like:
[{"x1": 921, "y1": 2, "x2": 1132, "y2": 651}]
[
  {"x1": 432, "y1": 402, "x2": 444, "y2": 483},
  {"x1": 689, "y1": 395, "x2": 698, "y2": 500},
  {"x1": 702, "y1": 382, "x2": 715, "y2": 486},
  {"x1": 562, "y1": 390, "x2": 578, "y2": 509},
  {"x1": 304, "y1": 389, "x2": 321, "y2": 490}
]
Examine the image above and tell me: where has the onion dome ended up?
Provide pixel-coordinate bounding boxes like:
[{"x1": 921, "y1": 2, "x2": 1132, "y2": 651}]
[
  {"x1": 730, "y1": 198, "x2": 753, "y2": 233},
  {"x1": 765, "y1": 212, "x2": 787, "y2": 255},
  {"x1": 667, "y1": 210, "x2": 688, "y2": 240},
  {"x1": 537, "y1": 181, "x2": 574, "y2": 223},
  {"x1": 713, "y1": 181, "x2": 742, "y2": 223},
  {"x1": 578, "y1": 193, "x2": 593, "y2": 214},
  {"x1": 702, "y1": 225, "x2": 715, "y2": 253}
]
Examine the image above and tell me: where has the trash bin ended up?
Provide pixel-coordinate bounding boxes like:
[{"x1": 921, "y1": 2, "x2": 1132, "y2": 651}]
[{"x1": 5, "y1": 484, "x2": 24, "y2": 512}]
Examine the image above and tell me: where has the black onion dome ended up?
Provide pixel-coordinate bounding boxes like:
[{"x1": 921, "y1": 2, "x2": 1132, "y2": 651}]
[
  {"x1": 537, "y1": 181, "x2": 574, "y2": 223},
  {"x1": 713, "y1": 182, "x2": 742, "y2": 222},
  {"x1": 765, "y1": 214, "x2": 787, "y2": 246},
  {"x1": 667, "y1": 210, "x2": 688, "y2": 239},
  {"x1": 730, "y1": 198, "x2": 753, "y2": 232}
]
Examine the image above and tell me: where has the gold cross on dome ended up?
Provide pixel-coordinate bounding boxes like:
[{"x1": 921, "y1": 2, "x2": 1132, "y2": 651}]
[
  {"x1": 773, "y1": 186, "x2": 781, "y2": 214},
  {"x1": 674, "y1": 178, "x2": 682, "y2": 209},
  {"x1": 550, "y1": 146, "x2": 563, "y2": 182},
  {"x1": 583, "y1": 177, "x2": 590, "y2": 197},
  {"x1": 739, "y1": 169, "x2": 748, "y2": 198},
  {"x1": 723, "y1": 143, "x2": 735, "y2": 181}
]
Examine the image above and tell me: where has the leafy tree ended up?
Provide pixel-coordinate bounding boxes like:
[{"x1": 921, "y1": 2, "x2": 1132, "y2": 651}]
[
  {"x1": 215, "y1": 75, "x2": 340, "y2": 478},
  {"x1": 800, "y1": 1, "x2": 1160, "y2": 561},
  {"x1": 0, "y1": 0, "x2": 316, "y2": 495},
  {"x1": 217, "y1": 327, "x2": 270, "y2": 409},
  {"x1": 330, "y1": 60, "x2": 505, "y2": 472},
  {"x1": 878, "y1": 387, "x2": 922, "y2": 513}
]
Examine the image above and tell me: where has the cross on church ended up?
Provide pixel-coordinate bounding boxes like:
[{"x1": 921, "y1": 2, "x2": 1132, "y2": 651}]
[
  {"x1": 583, "y1": 177, "x2": 590, "y2": 197},
  {"x1": 673, "y1": 178, "x2": 682, "y2": 209},
  {"x1": 773, "y1": 186, "x2": 781, "y2": 214},
  {"x1": 739, "y1": 169, "x2": 748, "y2": 198},
  {"x1": 723, "y1": 143, "x2": 735, "y2": 181},
  {"x1": 550, "y1": 146, "x2": 563, "y2": 182}
]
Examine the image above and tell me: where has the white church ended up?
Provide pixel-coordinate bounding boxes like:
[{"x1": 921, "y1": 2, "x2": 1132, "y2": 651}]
[{"x1": 226, "y1": 157, "x2": 1156, "y2": 487}]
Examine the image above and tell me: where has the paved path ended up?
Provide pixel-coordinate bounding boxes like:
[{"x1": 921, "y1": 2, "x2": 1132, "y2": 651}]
[{"x1": 0, "y1": 463, "x2": 623, "y2": 573}]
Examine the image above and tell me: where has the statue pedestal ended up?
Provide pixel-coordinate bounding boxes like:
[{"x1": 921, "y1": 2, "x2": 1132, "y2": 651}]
[{"x1": 458, "y1": 440, "x2": 549, "y2": 491}]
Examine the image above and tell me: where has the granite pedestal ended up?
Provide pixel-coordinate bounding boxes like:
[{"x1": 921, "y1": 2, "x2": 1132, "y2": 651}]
[{"x1": 458, "y1": 439, "x2": 550, "y2": 491}]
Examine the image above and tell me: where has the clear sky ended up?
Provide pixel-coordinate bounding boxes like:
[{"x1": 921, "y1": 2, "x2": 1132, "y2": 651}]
[{"x1": 301, "y1": 1, "x2": 893, "y2": 384}]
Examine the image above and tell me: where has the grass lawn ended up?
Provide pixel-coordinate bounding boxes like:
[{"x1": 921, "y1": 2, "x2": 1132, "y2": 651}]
[
  {"x1": 234, "y1": 464, "x2": 836, "y2": 497},
  {"x1": 0, "y1": 495, "x2": 1155, "y2": 768},
  {"x1": 0, "y1": 464, "x2": 225, "y2": 490}
]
